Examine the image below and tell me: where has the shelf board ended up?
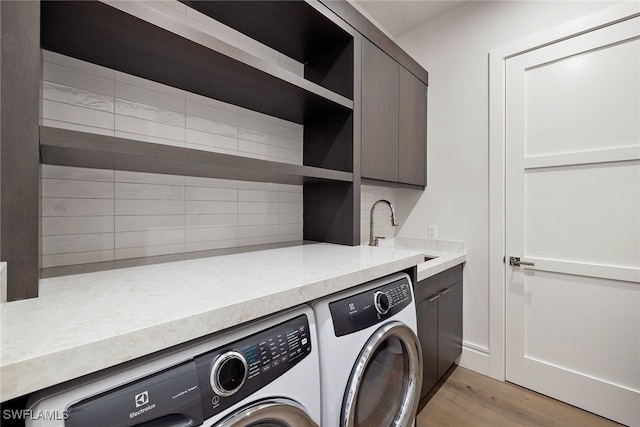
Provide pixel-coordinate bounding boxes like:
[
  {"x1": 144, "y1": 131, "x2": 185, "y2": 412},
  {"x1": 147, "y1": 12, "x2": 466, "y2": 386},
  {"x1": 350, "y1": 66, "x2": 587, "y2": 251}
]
[
  {"x1": 179, "y1": 0, "x2": 353, "y2": 64},
  {"x1": 39, "y1": 127, "x2": 354, "y2": 185},
  {"x1": 40, "y1": 1, "x2": 353, "y2": 125}
]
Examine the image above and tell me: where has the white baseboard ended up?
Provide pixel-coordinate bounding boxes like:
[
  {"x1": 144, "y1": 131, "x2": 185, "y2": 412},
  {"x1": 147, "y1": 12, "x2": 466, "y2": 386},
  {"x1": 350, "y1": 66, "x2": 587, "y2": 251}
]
[{"x1": 458, "y1": 342, "x2": 490, "y2": 376}]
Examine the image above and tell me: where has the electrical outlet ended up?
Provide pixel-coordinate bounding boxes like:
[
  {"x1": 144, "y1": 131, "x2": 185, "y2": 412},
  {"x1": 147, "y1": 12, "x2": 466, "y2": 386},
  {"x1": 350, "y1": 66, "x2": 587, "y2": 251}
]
[{"x1": 428, "y1": 225, "x2": 437, "y2": 239}]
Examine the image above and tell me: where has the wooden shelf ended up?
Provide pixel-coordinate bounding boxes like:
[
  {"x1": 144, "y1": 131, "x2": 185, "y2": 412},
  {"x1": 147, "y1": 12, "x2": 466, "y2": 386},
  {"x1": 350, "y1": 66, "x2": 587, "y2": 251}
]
[
  {"x1": 180, "y1": 0, "x2": 353, "y2": 64},
  {"x1": 40, "y1": 1, "x2": 353, "y2": 125},
  {"x1": 39, "y1": 127, "x2": 354, "y2": 185}
]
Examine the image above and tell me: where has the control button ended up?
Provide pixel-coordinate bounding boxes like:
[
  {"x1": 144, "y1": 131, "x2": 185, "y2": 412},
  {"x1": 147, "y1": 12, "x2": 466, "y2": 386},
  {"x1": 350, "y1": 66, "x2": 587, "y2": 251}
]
[
  {"x1": 281, "y1": 355, "x2": 288, "y2": 362},
  {"x1": 374, "y1": 291, "x2": 390, "y2": 315},
  {"x1": 212, "y1": 396, "x2": 220, "y2": 406},
  {"x1": 301, "y1": 338, "x2": 308, "y2": 345},
  {"x1": 262, "y1": 365, "x2": 270, "y2": 372}
]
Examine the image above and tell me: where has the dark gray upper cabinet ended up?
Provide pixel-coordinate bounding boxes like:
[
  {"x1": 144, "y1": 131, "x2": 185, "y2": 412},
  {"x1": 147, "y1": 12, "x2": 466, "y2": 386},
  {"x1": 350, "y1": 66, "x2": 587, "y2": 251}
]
[
  {"x1": 361, "y1": 38, "x2": 399, "y2": 182},
  {"x1": 361, "y1": 38, "x2": 427, "y2": 187},
  {"x1": 399, "y1": 67, "x2": 427, "y2": 186}
]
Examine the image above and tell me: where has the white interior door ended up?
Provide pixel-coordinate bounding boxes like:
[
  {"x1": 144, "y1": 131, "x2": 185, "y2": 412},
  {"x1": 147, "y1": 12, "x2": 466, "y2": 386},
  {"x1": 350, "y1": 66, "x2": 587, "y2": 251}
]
[{"x1": 505, "y1": 16, "x2": 640, "y2": 427}]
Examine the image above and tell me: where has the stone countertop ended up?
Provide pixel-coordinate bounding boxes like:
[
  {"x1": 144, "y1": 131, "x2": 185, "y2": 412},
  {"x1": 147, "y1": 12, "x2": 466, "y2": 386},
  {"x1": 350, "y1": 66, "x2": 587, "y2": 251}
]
[{"x1": 0, "y1": 243, "x2": 423, "y2": 402}]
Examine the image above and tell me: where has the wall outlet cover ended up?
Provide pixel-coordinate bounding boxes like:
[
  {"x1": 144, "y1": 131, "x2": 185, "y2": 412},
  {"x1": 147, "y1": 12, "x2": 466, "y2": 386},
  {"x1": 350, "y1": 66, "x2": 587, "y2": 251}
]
[{"x1": 428, "y1": 225, "x2": 437, "y2": 239}]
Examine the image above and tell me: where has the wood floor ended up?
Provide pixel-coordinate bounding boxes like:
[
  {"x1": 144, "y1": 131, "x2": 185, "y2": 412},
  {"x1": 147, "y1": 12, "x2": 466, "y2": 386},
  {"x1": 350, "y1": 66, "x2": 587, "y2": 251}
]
[{"x1": 416, "y1": 366, "x2": 622, "y2": 427}]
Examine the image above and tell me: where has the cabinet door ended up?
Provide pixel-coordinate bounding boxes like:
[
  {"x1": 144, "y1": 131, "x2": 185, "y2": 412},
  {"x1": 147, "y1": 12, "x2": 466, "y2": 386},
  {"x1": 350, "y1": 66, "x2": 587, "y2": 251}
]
[
  {"x1": 398, "y1": 66, "x2": 427, "y2": 186},
  {"x1": 437, "y1": 281, "x2": 463, "y2": 379},
  {"x1": 361, "y1": 38, "x2": 398, "y2": 182},
  {"x1": 416, "y1": 296, "x2": 438, "y2": 400}
]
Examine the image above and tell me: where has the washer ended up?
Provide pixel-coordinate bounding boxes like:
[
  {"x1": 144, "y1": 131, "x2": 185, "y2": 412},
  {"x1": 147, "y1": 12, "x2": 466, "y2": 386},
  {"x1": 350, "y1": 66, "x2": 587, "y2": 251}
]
[
  {"x1": 26, "y1": 305, "x2": 320, "y2": 427},
  {"x1": 312, "y1": 272, "x2": 422, "y2": 427}
]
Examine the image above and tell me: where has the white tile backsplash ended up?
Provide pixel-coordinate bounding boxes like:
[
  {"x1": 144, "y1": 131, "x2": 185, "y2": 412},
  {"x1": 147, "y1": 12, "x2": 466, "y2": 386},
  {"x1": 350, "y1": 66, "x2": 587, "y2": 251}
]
[
  {"x1": 361, "y1": 185, "x2": 400, "y2": 245},
  {"x1": 39, "y1": 5, "x2": 308, "y2": 268}
]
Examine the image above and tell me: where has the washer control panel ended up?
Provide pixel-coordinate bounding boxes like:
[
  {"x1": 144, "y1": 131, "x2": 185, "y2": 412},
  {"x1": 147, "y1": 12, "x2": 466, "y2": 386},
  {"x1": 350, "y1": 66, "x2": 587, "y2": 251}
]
[
  {"x1": 329, "y1": 274, "x2": 412, "y2": 337},
  {"x1": 195, "y1": 314, "x2": 311, "y2": 419}
]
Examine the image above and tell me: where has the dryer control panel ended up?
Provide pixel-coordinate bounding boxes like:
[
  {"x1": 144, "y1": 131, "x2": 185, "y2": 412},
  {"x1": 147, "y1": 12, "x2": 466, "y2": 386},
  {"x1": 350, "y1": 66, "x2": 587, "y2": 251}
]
[
  {"x1": 330, "y1": 275, "x2": 413, "y2": 337},
  {"x1": 195, "y1": 314, "x2": 311, "y2": 420}
]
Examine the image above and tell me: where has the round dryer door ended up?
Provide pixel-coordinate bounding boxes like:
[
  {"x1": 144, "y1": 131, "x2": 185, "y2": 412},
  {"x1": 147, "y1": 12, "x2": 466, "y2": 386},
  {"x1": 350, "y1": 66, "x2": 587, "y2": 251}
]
[
  {"x1": 215, "y1": 398, "x2": 318, "y2": 427},
  {"x1": 342, "y1": 321, "x2": 422, "y2": 427}
]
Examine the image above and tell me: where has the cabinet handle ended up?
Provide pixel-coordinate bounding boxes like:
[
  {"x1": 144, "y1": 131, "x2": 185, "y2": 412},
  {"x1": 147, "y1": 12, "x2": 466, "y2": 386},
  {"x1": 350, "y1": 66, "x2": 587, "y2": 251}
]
[
  {"x1": 439, "y1": 288, "x2": 450, "y2": 296},
  {"x1": 428, "y1": 294, "x2": 440, "y2": 302}
]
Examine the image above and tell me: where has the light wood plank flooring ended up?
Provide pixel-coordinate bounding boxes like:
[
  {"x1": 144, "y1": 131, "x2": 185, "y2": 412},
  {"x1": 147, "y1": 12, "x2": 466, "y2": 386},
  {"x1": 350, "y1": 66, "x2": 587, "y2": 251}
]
[{"x1": 417, "y1": 366, "x2": 622, "y2": 426}]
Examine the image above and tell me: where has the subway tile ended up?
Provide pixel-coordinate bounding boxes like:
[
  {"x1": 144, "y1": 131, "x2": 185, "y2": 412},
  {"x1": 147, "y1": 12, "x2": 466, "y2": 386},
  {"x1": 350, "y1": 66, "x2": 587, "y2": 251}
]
[
  {"x1": 115, "y1": 244, "x2": 185, "y2": 260},
  {"x1": 185, "y1": 227, "x2": 238, "y2": 243},
  {"x1": 237, "y1": 181, "x2": 278, "y2": 191},
  {"x1": 43, "y1": 50, "x2": 115, "y2": 80},
  {"x1": 43, "y1": 100, "x2": 115, "y2": 130},
  {"x1": 115, "y1": 229, "x2": 185, "y2": 249},
  {"x1": 238, "y1": 189, "x2": 278, "y2": 203},
  {"x1": 186, "y1": 115, "x2": 237, "y2": 137},
  {"x1": 43, "y1": 82, "x2": 115, "y2": 113},
  {"x1": 237, "y1": 152, "x2": 276, "y2": 162},
  {"x1": 276, "y1": 234, "x2": 303, "y2": 243},
  {"x1": 115, "y1": 182, "x2": 185, "y2": 200},
  {"x1": 238, "y1": 235, "x2": 280, "y2": 247},
  {"x1": 278, "y1": 122, "x2": 304, "y2": 141},
  {"x1": 115, "y1": 170, "x2": 184, "y2": 186},
  {"x1": 42, "y1": 198, "x2": 114, "y2": 217},
  {"x1": 184, "y1": 176, "x2": 237, "y2": 189},
  {"x1": 278, "y1": 213, "x2": 303, "y2": 224},
  {"x1": 42, "y1": 233, "x2": 114, "y2": 255},
  {"x1": 114, "y1": 131, "x2": 185, "y2": 148},
  {"x1": 278, "y1": 202, "x2": 303, "y2": 214},
  {"x1": 238, "y1": 225, "x2": 277, "y2": 239},
  {"x1": 186, "y1": 99, "x2": 237, "y2": 126},
  {"x1": 186, "y1": 214, "x2": 237, "y2": 228},
  {"x1": 276, "y1": 136, "x2": 303, "y2": 151},
  {"x1": 115, "y1": 200, "x2": 185, "y2": 216},
  {"x1": 43, "y1": 62, "x2": 114, "y2": 95},
  {"x1": 238, "y1": 139, "x2": 279, "y2": 160},
  {"x1": 238, "y1": 113, "x2": 278, "y2": 135},
  {"x1": 186, "y1": 201, "x2": 237, "y2": 215},
  {"x1": 115, "y1": 114, "x2": 185, "y2": 142},
  {"x1": 115, "y1": 215, "x2": 185, "y2": 232},
  {"x1": 42, "y1": 250, "x2": 114, "y2": 268},
  {"x1": 238, "y1": 213, "x2": 278, "y2": 226},
  {"x1": 115, "y1": 73, "x2": 185, "y2": 99},
  {"x1": 238, "y1": 202, "x2": 279, "y2": 214},
  {"x1": 185, "y1": 143, "x2": 236, "y2": 156},
  {"x1": 185, "y1": 186, "x2": 237, "y2": 201},
  {"x1": 116, "y1": 99, "x2": 185, "y2": 127},
  {"x1": 186, "y1": 239, "x2": 238, "y2": 253},
  {"x1": 42, "y1": 179, "x2": 114, "y2": 199},
  {"x1": 42, "y1": 119, "x2": 115, "y2": 137},
  {"x1": 42, "y1": 216, "x2": 115, "y2": 236},
  {"x1": 41, "y1": 165, "x2": 114, "y2": 182},
  {"x1": 278, "y1": 191, "x2": 303, "y2": 204},
  {"x1": 185, "y1": 128, "x2": 237, "y2": 152},
  {"x1": 238, "y1": 128, "x2": 280, "y2": 146},
  {"x1": 278, "y1": 147, "x2": 303, "y2": 165},
  {"x1": 186, "y1": 92, "x2": 238, "y2": 113},
  {"x1": 115, "y1": 81, "x2": 185, "y2": 113},
  {"x1": 278, "y1": 223, "x2": 303, "y2": 236},
  {"x1": 277, "y1": 184, "x2": 303, "y2": 193}
]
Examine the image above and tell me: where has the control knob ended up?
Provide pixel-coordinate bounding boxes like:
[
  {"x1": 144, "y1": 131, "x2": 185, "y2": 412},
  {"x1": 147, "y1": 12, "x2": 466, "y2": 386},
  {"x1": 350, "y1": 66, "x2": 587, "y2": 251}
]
[
  {"x1": 374, "y1": 291, "x2": 390, "y2": 315},
  {"x1": 210, "y1": 351, "x2": 248, "y2": 397}
]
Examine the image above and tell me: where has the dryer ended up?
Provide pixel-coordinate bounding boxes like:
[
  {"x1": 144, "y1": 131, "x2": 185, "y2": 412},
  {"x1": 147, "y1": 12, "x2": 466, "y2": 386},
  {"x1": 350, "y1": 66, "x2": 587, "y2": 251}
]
[
  {"x1": 26, "y1": 305, "x2": 320, "y2": 427},
  {"x1": 312, "y1": 272, "x2": 422, "y2": 427}
]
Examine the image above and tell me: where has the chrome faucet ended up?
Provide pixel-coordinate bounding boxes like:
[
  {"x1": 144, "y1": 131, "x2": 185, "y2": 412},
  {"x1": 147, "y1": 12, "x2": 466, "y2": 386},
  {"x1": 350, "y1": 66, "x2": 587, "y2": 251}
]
[{"x1": 369, "y1": 199, "x2": 398, "y2": 246}]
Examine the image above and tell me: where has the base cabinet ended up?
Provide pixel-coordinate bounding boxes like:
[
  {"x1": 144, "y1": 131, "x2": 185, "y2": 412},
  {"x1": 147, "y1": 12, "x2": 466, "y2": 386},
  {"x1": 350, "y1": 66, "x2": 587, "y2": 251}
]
[{"x1": 414, "y1": 265, "x2": 463, "y2": 400}]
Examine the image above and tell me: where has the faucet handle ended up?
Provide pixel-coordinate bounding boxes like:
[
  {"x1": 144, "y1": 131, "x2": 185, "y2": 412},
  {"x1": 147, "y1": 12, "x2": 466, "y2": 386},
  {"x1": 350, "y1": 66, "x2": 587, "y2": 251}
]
[{"x1": 373, "y1": 236, "x2": 386, "y2": 246}]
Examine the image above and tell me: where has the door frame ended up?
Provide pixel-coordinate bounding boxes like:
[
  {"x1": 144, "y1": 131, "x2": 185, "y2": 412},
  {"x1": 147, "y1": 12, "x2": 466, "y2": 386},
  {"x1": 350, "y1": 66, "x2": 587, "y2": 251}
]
[{"x1": 487, "y1": 2, "x2": 640, "y2": 381}]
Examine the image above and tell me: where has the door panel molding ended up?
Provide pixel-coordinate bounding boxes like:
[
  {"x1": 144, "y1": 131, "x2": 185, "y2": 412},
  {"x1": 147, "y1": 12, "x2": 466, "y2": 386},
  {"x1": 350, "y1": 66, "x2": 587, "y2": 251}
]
[
  {"x1": 524, "y1": 146, "x2": 640, "y2": 169},
  {"x1": 519, "y1": 258, "x2": 640, "y2": 283}
]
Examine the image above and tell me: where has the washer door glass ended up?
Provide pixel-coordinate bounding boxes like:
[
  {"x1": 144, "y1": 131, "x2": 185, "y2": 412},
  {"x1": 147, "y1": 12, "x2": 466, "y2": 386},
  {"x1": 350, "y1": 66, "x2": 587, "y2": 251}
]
[
  {"x1": 214, "y1": 398, "x2": 318, "y2": 427},
  {"x1": 342, "y1": 322, "x2": 422, "y2": 427}
]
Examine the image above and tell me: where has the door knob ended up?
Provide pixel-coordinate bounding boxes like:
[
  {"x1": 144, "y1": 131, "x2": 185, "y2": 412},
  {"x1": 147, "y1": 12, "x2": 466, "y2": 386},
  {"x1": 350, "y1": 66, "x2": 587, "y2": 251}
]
[{"x1": 509, "y1": 256, "x2": 535, "y2": 267}]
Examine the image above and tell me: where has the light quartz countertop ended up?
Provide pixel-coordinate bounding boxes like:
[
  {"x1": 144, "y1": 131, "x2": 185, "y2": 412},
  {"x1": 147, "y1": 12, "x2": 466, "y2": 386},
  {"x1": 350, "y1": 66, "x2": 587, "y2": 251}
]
[{"x1": 0, "y1": 243, "x2": 423, "y2": 402}]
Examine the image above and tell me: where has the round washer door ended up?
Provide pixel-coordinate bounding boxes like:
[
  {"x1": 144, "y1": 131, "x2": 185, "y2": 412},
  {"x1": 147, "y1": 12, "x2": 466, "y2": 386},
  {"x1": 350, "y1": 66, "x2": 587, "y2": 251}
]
[
  {"x1": 214, "y1": 398, "x2": 318, "y2": 427},
  {"x1": 342, "y1": 321, "x2": 422, "y2": 427}
]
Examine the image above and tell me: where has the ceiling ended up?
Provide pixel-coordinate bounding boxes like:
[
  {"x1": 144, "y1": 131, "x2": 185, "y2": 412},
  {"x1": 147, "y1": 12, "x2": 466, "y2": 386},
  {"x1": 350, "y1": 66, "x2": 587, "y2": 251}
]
[{"x1": 354, "y1": 0, "x2": 468, "y2": 37}]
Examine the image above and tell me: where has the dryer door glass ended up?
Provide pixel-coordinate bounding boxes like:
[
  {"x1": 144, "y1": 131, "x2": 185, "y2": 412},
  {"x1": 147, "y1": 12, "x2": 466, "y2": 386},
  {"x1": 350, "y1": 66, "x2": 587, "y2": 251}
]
[
  {"x1": 342, "y1": 322, "x2": 422, "y2": 427},
  {"x1": 214, "y1": 398, "x2": 318, "y2": 427}
]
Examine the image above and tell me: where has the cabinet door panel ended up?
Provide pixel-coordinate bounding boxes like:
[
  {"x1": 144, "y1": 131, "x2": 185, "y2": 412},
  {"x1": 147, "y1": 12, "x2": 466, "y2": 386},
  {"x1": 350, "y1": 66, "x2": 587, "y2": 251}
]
[
  {"x1": 398, "y1": 66, "x2": 426, "y2": 186},
  {"x1": 361, "y1": 38, "x2": 398, "y2": 182},
  {"x1": 437, "y1": 281, "x2": 463, "y2": 379},
  {"x1": 417, "y1": 296, "x2": 438, "y2": 400}
]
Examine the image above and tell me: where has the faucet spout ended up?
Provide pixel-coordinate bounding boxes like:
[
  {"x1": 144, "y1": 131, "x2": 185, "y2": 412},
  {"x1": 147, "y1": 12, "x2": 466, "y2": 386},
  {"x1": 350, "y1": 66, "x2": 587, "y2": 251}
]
[{"x1": 369, "y1": 199, "x2": 398, "y2": 246}]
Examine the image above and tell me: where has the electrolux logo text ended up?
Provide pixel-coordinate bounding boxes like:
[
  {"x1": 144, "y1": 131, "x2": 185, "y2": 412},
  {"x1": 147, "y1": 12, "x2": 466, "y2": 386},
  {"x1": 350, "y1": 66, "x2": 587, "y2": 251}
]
[
  {"x1": 130, "y1": 391, "x2": 156, "y2": 419},
  {"x1": 2, "y1": 409, "x2": 69, "y2": 421}
]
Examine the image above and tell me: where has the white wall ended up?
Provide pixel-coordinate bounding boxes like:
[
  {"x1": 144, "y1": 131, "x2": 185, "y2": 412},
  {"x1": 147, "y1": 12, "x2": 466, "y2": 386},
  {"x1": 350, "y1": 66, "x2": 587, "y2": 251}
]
[{"x1": 394, "y1": 1, "x2": 619, "y2": 374}]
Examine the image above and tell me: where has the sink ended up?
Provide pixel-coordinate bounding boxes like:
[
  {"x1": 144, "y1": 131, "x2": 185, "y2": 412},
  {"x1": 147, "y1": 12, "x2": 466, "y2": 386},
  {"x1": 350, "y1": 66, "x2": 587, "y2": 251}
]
[{"x1": 423, "y1": 256, "x2": 438, "y2": 262}]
